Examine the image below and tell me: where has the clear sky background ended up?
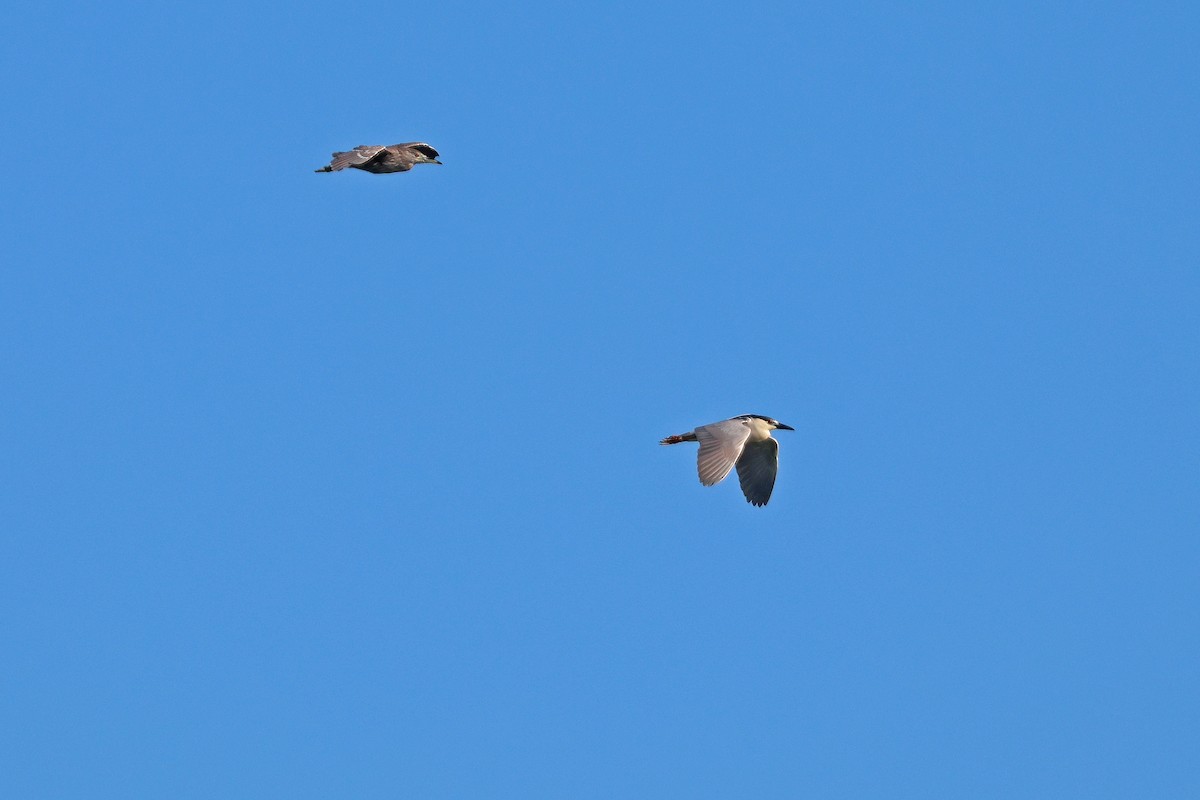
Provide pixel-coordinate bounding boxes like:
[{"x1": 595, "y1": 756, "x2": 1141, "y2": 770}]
[{"x1": 3, "y1": 1, "x2": 1198, "y2": 797}]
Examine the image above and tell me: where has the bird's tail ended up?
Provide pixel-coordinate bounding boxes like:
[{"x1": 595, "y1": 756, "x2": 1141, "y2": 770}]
[
  {"x1": 659, "y1": 432, "x2": 698, "y2": 445},
  {"x1": 315, "y1": 151, "x2": 355, "y2": 173}
]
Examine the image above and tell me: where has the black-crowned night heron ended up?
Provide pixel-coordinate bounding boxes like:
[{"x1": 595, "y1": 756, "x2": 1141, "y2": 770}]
[
  {"x1": 314, "y1": 142, "x2": 442, "y2": 174},
  {"x1": 660, "y1": 415, "x2": 795, "y2": 507}
]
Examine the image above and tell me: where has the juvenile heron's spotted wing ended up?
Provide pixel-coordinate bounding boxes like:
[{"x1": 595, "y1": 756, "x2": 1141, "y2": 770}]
[
  {"x1": 694, "y1": 419, "x2": 752, "y2": 486},
  {"x1": 735, "y1": 438, "x2": 780, "y2": 506},
  {"x1": 326, "y1": 145, "x2": 387, "y2": 171}
]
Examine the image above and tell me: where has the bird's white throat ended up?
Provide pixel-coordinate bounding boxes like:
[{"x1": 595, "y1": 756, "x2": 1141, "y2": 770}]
[{"x1": 744, "y1": 417, "x2": 775, "y2": 442}]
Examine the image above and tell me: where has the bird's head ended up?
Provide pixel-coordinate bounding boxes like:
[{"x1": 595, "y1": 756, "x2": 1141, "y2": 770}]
[
  {"x1": 403, "y1": 144, "x2": 441, "y2": 166},
  {"x1": 743, "y1": 414, "x2": 794, "y2": 432},
  {"x1": 407, "y1": 144, "x2": 442, "y2": 165}
]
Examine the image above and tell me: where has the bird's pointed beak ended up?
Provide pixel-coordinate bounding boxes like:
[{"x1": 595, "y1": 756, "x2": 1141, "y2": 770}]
[
  {"x1": 433, "y1": 159, "x2": 443, "y2": 165},
  {"x1": 775, "y1": 423, "x2": 795, "y2": 431}
]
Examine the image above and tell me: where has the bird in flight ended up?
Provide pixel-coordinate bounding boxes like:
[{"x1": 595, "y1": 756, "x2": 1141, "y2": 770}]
[
  {"x1": 660, "y1": 415, "x2": 795, "y2": 507},
  {"x1": 315, "y1": 142, "x2": 442, "y2": 174}
]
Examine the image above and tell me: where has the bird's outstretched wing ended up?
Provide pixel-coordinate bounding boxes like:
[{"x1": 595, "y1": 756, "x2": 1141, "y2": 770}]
[
  {"x1": 324, "y1": 145, "x2": 387, "y2": 171},
  {"x1": 398, "y1": 142, "x2": 440, "y2": 159},
  {"x1": 735, "y1": 438, "x2": 779, "y2": 506},
  {"x1": 694, "y1": 419, "x2": 752, "y2": 486}
]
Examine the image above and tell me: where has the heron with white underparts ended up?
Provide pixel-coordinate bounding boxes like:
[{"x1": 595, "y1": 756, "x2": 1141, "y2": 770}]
[{"x1": 660, "y1": 415, "x2": 795, "y2": 507}]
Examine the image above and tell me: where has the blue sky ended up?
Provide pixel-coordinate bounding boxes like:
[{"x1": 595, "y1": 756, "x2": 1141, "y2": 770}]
[{"x1": 3, "y1": 1, "x2": 1198, "y2": 797}]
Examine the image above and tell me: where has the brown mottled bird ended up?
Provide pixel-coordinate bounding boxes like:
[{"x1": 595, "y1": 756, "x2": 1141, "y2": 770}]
[{"x1": 314, "y1": 143, "x2": 442, "y2": 174}]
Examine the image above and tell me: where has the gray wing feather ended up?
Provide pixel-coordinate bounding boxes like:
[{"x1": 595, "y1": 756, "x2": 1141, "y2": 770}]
[
  {"x1": 735, "y1": 438, "x2": 780, "y2": 506},
  {"x1": 694, "y1": 419, "x2": 752, "y2": 486}
]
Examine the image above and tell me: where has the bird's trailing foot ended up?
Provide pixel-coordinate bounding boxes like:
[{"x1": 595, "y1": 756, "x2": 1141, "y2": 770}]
[{"x1": 659, "y1": 433, "x2": 697, "y2": 445}]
